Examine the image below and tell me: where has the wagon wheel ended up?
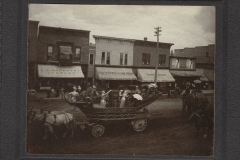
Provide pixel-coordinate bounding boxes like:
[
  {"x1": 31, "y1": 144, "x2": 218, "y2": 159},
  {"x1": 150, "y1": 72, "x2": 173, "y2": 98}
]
[
  {"x1": 92, "y1": 124, "x2": 105, "y2": 137},
  {"x1": 131, "y1": 119, "x2": 147, "y2": 132}
]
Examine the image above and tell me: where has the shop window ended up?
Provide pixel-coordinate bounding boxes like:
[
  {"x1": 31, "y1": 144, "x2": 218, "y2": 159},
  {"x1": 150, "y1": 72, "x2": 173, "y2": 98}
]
[
  {"x1": 76, "y1": 47, "x2": 81, "y2": 58},
  {"x1": 179, "y1": 59, "x2": 187, "y2": 68},
  {"x1": 172, "y1": 58, "x2": 179, "y2": 68},
  {"x1": 124, "y1": 53, "x2": 128, "y2": 65},
  {"x1": 186, "y1": 59, "x2": 193, "y2": 69},
  {"x1": 142, "y1": 53, "x2": 150, "y2": 65},
  {"x1": 120, "y1": 53, "x2": 123, "y2": 65},
  {"x1": 101, "y1": 52, "x2": 105, "y2": 64},
  {"x1": 89, "y1": 54, "x2": 94, "y2": 65},
  {"x1": 47, "y1": 45, "x2": 53, "y2": 60},
  {"x1": 159, "y1": 55, "x2": 166, "y2": 65},
  {"x1": 106, "y1": 52, "x2": 110, "y2": 65}
]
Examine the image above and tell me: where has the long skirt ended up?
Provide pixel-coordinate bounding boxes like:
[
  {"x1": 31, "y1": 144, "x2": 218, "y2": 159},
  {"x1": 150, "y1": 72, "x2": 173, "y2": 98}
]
[{"x1": 120, "y1": 98, "x2": 126, "y2": 108}]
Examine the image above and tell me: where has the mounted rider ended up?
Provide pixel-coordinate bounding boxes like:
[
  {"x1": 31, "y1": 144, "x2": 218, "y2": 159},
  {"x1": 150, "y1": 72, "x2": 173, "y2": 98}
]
[{"x1": 181, "y1": 82, "x2": 191, "y2": 116}]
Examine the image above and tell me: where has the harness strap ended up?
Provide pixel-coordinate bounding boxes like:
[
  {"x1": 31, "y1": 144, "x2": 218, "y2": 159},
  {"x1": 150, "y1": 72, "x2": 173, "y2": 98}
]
[{"x1": 53, "y1": 115, "x2": 57, "y2": 124}]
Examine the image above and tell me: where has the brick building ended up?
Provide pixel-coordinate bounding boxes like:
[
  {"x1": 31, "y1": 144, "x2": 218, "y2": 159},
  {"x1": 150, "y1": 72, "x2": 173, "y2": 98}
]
[
  {"x1": 28, "y1": 20, "x2": 39, "y2": 89},
  {"x1": 174, "y1": 44, "x2": 215, "y2": 89},
  {"x1": 169, "y1": 56, "x2": 202, "y2": 89},
  {"x1": 88, "y1": 43, "x2": 95, "y2": 83},
  {"x1": 27, "y1": 22, "x2": 90, "y2": 90},
  {"x1": 133, "y1": 38, "x2": 175, "y2": 93}
]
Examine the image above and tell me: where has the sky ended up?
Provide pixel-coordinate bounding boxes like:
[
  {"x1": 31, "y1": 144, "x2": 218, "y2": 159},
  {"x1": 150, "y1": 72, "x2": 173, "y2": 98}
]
[{"x1": 29, "y1": 4, "x2": 215, "y2": 51}]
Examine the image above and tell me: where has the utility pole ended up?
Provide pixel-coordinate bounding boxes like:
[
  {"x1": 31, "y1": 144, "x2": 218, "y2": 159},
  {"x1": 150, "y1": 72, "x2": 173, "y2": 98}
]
[{"x1": 154, "y1": 27, "x2": 161, "y2": 84}]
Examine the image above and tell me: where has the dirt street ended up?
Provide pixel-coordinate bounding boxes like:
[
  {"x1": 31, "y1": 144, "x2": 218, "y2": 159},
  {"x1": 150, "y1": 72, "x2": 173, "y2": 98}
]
[{"x1": 27, "y1": 95, "x2": 214, "y2": 156}]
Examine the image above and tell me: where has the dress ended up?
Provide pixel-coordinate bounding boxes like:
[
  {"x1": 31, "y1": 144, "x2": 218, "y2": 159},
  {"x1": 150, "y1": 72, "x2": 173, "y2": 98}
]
[
  {"x1": 68, "y1": 91, "x2": 79, "y2": 102},
  {"x1": 120, "y1": 93, "x2": 127, "y2": 108}
]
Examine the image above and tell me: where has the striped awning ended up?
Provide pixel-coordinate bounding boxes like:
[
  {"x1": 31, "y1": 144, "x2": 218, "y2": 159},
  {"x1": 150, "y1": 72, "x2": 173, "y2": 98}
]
[
  {"x1": 38, "y1": 64, "x2": 84, "y2": 78},
  {"x1": 96, "y1": 67, "x2": 137, "y2": 80},
  {"x1": 137, "y1": 69, "x2": 175, "y2": 82},
  {"x1": 170, "y1": 70, "x2": 202, "y2": 77}
]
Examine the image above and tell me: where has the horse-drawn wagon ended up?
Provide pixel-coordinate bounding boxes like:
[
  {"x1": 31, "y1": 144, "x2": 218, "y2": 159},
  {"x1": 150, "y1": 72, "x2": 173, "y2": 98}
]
[{"x1": 68, "y1": 88, "x2": 161, "y2": 137}]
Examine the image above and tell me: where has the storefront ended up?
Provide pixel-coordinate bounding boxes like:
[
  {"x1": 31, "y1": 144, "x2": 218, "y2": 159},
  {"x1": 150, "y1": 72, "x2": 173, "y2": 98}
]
[
  {"x1": 37, "y1": 64, "x2": 85, "y2": 90},
  {"x1": 170, "y1": 70, "x2": 201, "y2": 89},
  {"x1": 204, "y1": 68, "x2": 214, "y2": 89},
  {"x1": 196, "y1": 68, "x2": 211, "y2": 89},
  {"x1": 137, "y1": 69, "x2": 175, "y2": 93},
  {"x1": 95, "y1": 67, "x2": 137, "y2": 89}
]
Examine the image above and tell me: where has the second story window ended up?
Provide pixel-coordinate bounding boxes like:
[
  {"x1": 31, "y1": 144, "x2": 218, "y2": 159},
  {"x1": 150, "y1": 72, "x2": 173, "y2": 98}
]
[
  {"x1": 186, "y1": 59, "x2": 193, "y2": 69},
  {"x1": 159, "y1": 55, "x2": 166, "y2": 65},
  {"x1": 59, "y1": 46, "x2": 72, "y2": 61},
  {"x1": 47, "y1": 45, "x2": 53, "y2": 60},
  {"x1": 106, "y1": 52, "x2": 110, "y2": 65},
  {"x1": 101, "y1": 52, "x2": 105, "y2": 64},
  {"x1": 142, "y1": 53, "x2": 150, "y2": 65},
  {"x1": 89, "y1": 54, "x2": 94, "y2": 65},
  {"x1": 172, "y1": 58, "x2": 179, "y2": 68},
  {"x1": 124, "y1": 53, "x2": 128, "y2": 65},
  {"x1": 76, "y1": 47, "x2": 81, "y2": 58},
  {"x1": 120, "y1": 53, "x2": 123, "y2": 65}
]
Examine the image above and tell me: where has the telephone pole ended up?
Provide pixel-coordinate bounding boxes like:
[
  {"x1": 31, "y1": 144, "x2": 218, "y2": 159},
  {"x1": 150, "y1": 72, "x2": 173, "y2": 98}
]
[{"x1": 154, "y1": 27, "x2": 161, "y2": 83}]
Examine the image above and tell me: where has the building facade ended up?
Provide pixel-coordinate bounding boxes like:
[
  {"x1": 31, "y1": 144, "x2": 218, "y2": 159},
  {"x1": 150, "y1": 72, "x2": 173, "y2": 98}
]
[
  {"x1": 93, "y1": 35, "x2": 137, "y2": 89},
  {"x1": 88, "y1": 43, "x2": 95, "y2": 83},
  {"x1": 27, "y1": 23, "x2": 90, "y2": 90},
  {"x1": 133, "y1": 38, "x2": 175, "y2": 93},
  {"x1": 169, "y1": 56, "x2": 202, "y2": 89},
  {"x1": 174, "y1": 44, "x2": 215, "y2": 58},
  {"x1": 174, "y1": 44, "x2": 215, "y2": 89}
]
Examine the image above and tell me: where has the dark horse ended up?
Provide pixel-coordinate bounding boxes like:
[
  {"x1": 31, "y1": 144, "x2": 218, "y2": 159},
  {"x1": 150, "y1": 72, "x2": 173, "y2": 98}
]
[{"x1": 182, "y1": 90, "x2": 214, "y2": 138}]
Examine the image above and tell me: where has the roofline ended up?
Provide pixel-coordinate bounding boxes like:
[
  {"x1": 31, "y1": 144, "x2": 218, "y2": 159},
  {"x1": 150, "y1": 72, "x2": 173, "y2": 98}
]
[
  {"x1": 93, "y1": 35, "x2": 174, "y2": 45},
  {"x1": 135, "y1": 39, "x2": 174, "y2": 46},
  {"x1": 39, "y1": 25, "x2": 90, "y2": 33},
  {"x1": 175, "y1": 44, "x2": 216, "y2": 50},
  {"x1": 28, "y1": 20, "x2": 39, "y2": 24},
  {"x1": 93, "y1": 35, "x2": 135, "y2": 42}
]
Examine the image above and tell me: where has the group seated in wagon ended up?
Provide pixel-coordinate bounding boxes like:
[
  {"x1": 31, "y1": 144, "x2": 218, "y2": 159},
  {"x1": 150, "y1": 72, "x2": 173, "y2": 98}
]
[{"x1": 67, "y1": 83, "x2": 161, "y2": 109}]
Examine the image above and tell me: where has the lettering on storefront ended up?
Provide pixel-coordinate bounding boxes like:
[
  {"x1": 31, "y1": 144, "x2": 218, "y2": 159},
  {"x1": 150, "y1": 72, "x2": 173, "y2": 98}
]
[
  {"x1": 98, "y1": 71, "x2": 134, "y2": 75},
  {"x1": 146, "y1": 73, "x2": 166, "y2": 76},
  {"x1": 41, "y1": 69, "x2": 77, "y2": 75}
]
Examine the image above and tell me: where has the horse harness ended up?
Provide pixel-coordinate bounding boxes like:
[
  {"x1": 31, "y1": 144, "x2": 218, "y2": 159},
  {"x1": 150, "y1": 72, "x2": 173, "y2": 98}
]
[{"x1": 31, "y1": 110, "x2": 71, "y2": 126}]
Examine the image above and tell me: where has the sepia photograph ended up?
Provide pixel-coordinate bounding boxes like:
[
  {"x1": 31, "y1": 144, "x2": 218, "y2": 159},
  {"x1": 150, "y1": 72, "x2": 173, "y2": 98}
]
[{"x1": 27, "y1": 4, "x2": 215, "y2": 156}]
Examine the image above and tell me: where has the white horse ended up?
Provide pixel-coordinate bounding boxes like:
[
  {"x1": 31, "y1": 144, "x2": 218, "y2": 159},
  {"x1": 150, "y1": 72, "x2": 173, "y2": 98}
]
[{"x1": 28, "y1": 107, "x2": 75, "y2": 140}]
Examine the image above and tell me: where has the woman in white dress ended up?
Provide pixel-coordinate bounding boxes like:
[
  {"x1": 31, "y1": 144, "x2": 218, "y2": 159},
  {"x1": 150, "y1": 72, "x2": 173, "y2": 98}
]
[
  {"x1": 120, "y1": 90, "x2": 128, "y2": 108},
  {"x1": 100, "y1": 90, "x2": 112, "y2": 107},
  {"x1": 68, "y1": 86, "x2": 79, "y2": 102}
]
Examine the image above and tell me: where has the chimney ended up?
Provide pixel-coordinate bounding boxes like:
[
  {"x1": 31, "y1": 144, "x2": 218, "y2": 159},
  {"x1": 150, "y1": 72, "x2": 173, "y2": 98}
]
[{"x1": 144, "y1": 37, "x2": 148, "y2": 41}]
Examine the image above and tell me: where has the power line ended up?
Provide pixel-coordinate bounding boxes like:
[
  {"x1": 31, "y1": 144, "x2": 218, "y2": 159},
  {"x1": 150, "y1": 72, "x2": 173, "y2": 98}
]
[{"x1": 126, "y1": 6, "x2": 215, "y2": 43}]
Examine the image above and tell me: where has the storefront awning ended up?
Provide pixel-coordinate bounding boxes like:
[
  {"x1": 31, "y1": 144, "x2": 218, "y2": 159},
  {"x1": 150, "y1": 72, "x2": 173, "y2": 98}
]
[
  {"x1": 196, "y1": 68, "x2": 209, "y2": 82},
  {"x1": 137, "y1": 69, "x2": 175, "y2": 82},
  {"x1": 170, "y1": 70, "x2": 202, "y2": 77},
  {"x1": 96, "y1": 67, "x2": 137, "y2": 80},
  {"x1": 38, "y1": 64, "x2": 84, "y2": 78},
  {"x1": 60, "y1": 46, "x2": 73, "y2": 55},
  {"x1": 204, "y1": 69, "x2": 214, "y2": 82}
]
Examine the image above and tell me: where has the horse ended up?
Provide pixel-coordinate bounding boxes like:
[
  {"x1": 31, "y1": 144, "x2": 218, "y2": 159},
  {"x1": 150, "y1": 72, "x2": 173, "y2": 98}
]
[
  {"x1": 182, "y1": 90, "x2": 209, "y2": 119},
  {"x1": 189, "y1": 103, "x2": 214, "y2": 138},
  {"x1": 28, "y1": 107, "x2": 75, "y2": 140}
]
